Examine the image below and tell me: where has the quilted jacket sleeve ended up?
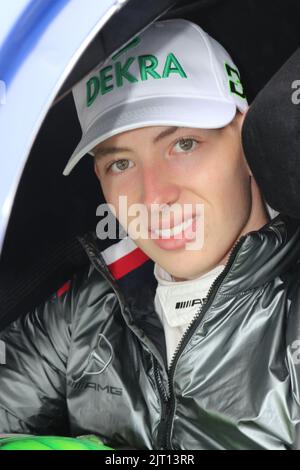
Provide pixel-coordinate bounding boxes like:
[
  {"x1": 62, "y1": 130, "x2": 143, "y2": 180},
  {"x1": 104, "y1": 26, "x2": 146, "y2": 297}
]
[{"x1": 0, "y1": 280, "x2": 74, "y2": 435}]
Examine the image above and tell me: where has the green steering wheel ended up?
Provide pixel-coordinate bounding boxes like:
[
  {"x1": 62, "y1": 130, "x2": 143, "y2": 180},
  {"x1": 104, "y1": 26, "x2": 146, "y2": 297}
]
[{"x1": 0, "y1": 434, "x2": 113, "y2": 450}]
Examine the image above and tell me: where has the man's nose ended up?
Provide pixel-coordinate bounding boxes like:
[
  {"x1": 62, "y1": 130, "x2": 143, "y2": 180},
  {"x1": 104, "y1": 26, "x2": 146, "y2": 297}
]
[{"x1": 141, "y1": 163, "x2": 180, "y2": 209}]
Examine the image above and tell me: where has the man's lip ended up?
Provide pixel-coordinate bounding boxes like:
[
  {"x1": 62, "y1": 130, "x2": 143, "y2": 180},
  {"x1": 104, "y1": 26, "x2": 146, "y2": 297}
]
[{"x1": 148, "y1": 214, "x2": 197, "y2": 233}]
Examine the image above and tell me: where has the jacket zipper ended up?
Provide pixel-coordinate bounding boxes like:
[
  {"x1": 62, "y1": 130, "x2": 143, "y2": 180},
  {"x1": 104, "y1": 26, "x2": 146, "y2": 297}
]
[
  {"x1": 79, "y1": 233, "x2": 247, "y2": 449},
  {"x1": 79, "y1": 234, "x2": 169, "y2": 370},
  {"x1": 157, "y1": 235, "x2": 246, "y2": 449},
  {"x1": 154, "y1": 360, "x2": 170, "y2": 449}
]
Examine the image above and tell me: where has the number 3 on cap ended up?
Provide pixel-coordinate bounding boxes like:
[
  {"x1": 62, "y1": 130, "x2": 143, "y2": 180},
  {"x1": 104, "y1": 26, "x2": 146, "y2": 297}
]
[{"x1": 225, "y1": 63, "x2": 246, "y2": 99}]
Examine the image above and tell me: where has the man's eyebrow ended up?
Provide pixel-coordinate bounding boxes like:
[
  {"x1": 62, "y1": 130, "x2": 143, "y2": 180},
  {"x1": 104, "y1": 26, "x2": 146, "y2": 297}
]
[
  {"x1": 93, "y1": 146, "x2": 132, "y2": 159},
  {"x1": 153, "y1": 126, "x2": 179, "y2": 143},
  {"x1": 94, "y1": 127, "x2": 179, "y2": 158}
]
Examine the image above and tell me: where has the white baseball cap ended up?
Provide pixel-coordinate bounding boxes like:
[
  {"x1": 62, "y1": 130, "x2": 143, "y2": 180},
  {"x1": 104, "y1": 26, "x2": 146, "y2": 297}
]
[{"x1": 63, "y1": 19, "x2": 248, "y2": 175}]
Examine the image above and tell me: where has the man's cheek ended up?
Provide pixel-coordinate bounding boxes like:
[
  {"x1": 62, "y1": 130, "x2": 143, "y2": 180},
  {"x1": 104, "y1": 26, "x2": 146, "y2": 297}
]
[{"x1": 115, "y1": 203, "x2": 149, "y2": 241}]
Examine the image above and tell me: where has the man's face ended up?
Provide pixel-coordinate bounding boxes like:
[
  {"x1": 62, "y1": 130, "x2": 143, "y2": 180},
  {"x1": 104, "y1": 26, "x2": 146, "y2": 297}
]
[{"x1": 94, "y1": 113, "x2": 259, "y2": 280}]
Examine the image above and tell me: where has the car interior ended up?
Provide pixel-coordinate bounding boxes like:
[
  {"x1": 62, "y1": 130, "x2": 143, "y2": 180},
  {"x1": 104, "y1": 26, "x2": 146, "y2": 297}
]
[{"x1": 1, "y1": 0, "x2": 300, "y2": 331}]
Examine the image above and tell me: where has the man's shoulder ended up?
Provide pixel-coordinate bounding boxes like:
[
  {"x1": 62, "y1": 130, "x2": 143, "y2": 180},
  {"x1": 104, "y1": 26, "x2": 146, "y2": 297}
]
[
  {"x1": 28, "y1": 232, "x2": 116, "y2": 329},
  {"x1": 56, "y1": 244, "x2": 114, "y2": 307}
]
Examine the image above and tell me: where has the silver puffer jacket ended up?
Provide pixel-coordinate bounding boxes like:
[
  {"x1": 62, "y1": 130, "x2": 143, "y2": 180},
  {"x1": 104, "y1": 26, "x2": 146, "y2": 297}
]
[{"x1": 0, "y1": 214, "x2": 300, "y2": 450}]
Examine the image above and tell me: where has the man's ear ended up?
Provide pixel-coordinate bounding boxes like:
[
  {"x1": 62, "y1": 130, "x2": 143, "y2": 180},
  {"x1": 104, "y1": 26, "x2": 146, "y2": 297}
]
[
  {"x1": 236, "y1": 108, "x2": 248, "y2": 130},
  {"x1": 243, "y1": 156, "x2": 254, "y2": 178},
  {"x1": 236, "y1": 109, "x2": 253, "y2": 177},
  {"x1": 94, "y1": 161, "x2": 101, "y2": 181}
]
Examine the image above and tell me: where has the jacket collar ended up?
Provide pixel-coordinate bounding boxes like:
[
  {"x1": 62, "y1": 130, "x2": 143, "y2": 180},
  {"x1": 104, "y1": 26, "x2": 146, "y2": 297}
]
[
  {"x1": 218, "y1": 214, "x2": 300, "y2": 295},
  {"x1": 79, "y1": 214, "x2": 300, "y2": 307}
]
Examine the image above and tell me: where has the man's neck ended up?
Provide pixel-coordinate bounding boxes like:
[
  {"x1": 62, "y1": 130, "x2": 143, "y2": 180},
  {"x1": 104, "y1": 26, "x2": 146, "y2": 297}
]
[
  {"x1": 217, "y1": 179, "x2": 271, "y2": 270},
  {"x1": 173, "y1": 179, "x2": 270, "y2": 282}
]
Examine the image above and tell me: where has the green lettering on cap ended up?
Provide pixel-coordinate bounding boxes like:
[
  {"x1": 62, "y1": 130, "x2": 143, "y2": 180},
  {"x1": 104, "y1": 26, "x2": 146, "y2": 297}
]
[
  {"x1": 225, "y1": 63, "x2": 246, "y2": 99},
  {"x1": 138, "y1": 55, "x2": 161, "y2": 80},
  {"x1": 115, "y1": 57, "x2": 138, "y2": 87},
  {"x1": 162, "y1": 53, "x2": 187, "y2": 79},
  {"x1": 86, "y1": 52, "x2": 189, "y2": 108},
  {"x1": 112, "y1": 36, "x2": 141, "y2": 61},
  {"x1": 86, "y1": 76, "x2": 100, "y2": 107},
  {"x1": 100, "y1": 65, "x2": 114, "y2": 95}
]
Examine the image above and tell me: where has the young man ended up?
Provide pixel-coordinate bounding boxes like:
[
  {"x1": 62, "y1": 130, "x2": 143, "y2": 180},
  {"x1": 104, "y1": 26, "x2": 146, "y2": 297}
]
[{"x1": 1, "y1": 19, "x2": 300, "y2": 450}]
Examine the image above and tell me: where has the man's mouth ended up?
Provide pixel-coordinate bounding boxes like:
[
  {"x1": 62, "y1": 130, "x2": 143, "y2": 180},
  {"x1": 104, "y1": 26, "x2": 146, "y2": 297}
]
[{"x1": 149, "y1": 216, "x2": 196, "y2": 239}]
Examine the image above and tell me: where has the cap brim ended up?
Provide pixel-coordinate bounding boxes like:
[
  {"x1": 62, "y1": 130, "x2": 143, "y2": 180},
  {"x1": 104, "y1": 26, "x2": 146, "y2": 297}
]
[{"x1": 63, "y1": 96, "x2": 238, "y2": 175}]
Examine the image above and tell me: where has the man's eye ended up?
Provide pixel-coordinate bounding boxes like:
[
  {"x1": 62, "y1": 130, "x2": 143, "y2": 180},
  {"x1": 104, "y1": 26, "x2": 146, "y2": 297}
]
[
  {"x1": 173, "y1": 138, "x2": 198, "y2": 153},
  {"x1": 107, "y1": 159, "x2": 133, "y2": 173}
]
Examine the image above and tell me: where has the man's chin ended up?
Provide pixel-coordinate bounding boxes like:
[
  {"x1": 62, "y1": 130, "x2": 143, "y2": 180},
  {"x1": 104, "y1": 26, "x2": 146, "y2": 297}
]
[{"x1": 143, "y1": 247, "x2": 208, "y2": 280}]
